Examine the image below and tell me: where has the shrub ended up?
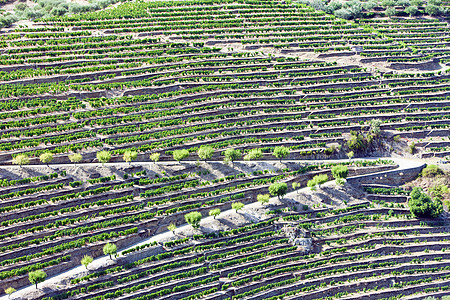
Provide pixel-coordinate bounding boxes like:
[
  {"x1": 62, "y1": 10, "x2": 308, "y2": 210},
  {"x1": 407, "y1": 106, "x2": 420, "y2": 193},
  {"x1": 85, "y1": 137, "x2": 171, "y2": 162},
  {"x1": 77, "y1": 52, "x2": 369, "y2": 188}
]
[
  {"x1": 336, "y1": 178, "x2": 346, "y2": 186},
  {"x1": 168, "y1": 223, "x2": 176, "y2": 234},
  {"x1": 29, "y1": 270, "x2": 47, "y2": 289},
  {"x1": 198, "y1": 146, "x2": 214, "y2": 161},
  {"x1": 123, "y1": 150, "x2": 137, "y2": 164},
  {"x1": 96, "y1": 151, "x2": 111, "y2": 165},
  {"x1": 425, "y1": 4, "x2": 440, "y2": 15},
  {"x1": 385, "y1": 7, "x2": 397, "y2": 17},
  {"x1": 405, "y1": 5, "x2": 418, "y2": 15},
  {"x1": 232, "y1": 202, "x2": 244, "y2": 213},
  {"x1": 173, "y1": 149, "x2": 189, "y2": 162},
  {"x1": 257, "y1": 194, "x2": 270, "y2": 206},
  {"x1": 408, "y1": 187, "x2": 443, "y2": 218},
  {"x1": 103, "y1": 243, "x2": 117, "y2": 259},
  {"x1": 409, "y1": 142, "x2": 416, "y2": 154},
  {"x1": 273, "y1": 146, "x2": 290, "y2": 161},
  {"x1": 347, "y1": 151, "x2": 354, "y2": 160},
  {"x1": 331, "y1": 165, "x2": 348, "y2": 179},
  {"x1": 68, "y1": 153, "x2": 82, "y2": 163},
  {"x1": 421, "y1": 165, "x2": 443, "y2": 177},
  {"x1": 185, "y1": 211, "x2": 202, "y2": 229},
  {"x1": 307, "y1": 174, "x2": 328, "y2": 190},
  {"x1": 269, "y1": 182, "x2": 288, "y2": 200},
  {"x1": 334, "y1": 8, "x2": 352, "y2": 19},
  {"x1": 209, "y1": 208, "x2": 221, "y2": 219},
  {"x1": 5, "y1": 287, "x2": 15, "y2": 299},
  {"x1": 12, "y1": 154, "x2": 29, "y2": 167},
  {"x1": 224, "y1": 148, "x2": 241, "y2": 166},
  {"x1": 39, "y1": 152, "x2": 53, "y2": 165},
  {"x1": 244, "y1": 148, "x2": 263, "y2": 161},
  {"x1": 81, "y1": 255, "x2": 93, "y2": 270},
  {"x1": 149, "y1": 152, "x2": 160, "y2": 163}
]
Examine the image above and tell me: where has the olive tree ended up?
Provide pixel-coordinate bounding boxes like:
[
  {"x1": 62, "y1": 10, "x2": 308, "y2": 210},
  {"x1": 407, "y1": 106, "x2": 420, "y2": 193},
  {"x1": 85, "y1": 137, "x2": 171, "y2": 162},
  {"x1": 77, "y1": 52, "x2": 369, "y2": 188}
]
[
  {"x1": 81, "y1": 255, "x2": 93, "y2": 270},
  {"x1": 123, "y1": 150, "x2": 137, "y2": 164},
  {"x1": 198, "y1": 145, "x2": 214, "y2": 161},
  {"x1": 103, "y1": 243, "x2": 117, "y2": 259},
  {"x1": 244, "y1": 148, "x2": 263, "y2": 161},
  {"x1": 209, "y1": 208, "x2": 221, "y2": 219},
  {"x1": 12, "y1": 154, "x2": 29, "y2": 167},
  {"x1": 269, "y1": 182, "x2": 288, "y2": 200},
  {"x1": 232, "y1": 202, "x2": 245, "y2": 213},
  {"x1": 173, "y1": 149, "x2": 189, "y2": 162},
  {"x1": 149, "y1": 152, "x2": 160, "y2": 163},
  {"x1": 29, "y1": 270, "x2": 47, "y2": 289},
  {"x1": 257, "y1": 194, "x2": 270, "y2": 206},
  {"x1": 97, "y1": 151, "x2": 111, "y2": 165},
  {"x1": 69, "y1": 153, "x2": 83, "y2": 164},
  {"x1": 185, "y1": 211, "x2": 202, "y2": 229},
  {"x1": 273, "y1": 146, "x2": 290, "y2": 162},
  {"x1": 39, "y1": 152, "x2": 53, "y2": 166},
  {"x1": 224, "y1": 148, "x2": 241, "y2": 166},
  {"x1": 307, "y1": 174, "x2": 328, "y2": 190}
]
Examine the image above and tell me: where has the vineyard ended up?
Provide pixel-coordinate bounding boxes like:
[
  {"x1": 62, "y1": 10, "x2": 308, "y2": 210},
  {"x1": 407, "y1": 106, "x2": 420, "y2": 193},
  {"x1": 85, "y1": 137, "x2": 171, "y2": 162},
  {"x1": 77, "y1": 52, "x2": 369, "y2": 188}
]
[{"x1": 0, "y1": 0, "x2": 449, "y2": 299}]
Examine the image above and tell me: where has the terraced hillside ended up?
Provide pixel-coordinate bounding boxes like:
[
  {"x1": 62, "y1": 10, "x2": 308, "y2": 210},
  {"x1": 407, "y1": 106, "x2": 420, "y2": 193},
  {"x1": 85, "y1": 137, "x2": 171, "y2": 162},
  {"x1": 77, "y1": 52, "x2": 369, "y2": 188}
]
[{"x1": 0, "y1": 0, "x2": 449, "y2": 299}]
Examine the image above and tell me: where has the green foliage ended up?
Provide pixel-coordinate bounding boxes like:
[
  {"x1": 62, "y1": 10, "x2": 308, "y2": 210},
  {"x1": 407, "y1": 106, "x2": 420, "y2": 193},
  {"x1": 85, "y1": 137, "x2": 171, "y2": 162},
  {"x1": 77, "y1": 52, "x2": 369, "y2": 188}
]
[
  {"x1": 421, "y1": 164, "x2": 443, "y2": 177},
  {"x1": 393, "y1": 135, "x2": 401, "y2": 142},
  {"x1": 347, "y1": 151, "x2": 354, "y2": 160},
  {"x1": 224, "y1": 148, "x2": 241, "y2": 165},
  {"x1": 39, "y1": 152, "x2": 53, "y2": 165},
  {"x1": 5, "y1": 287, "x2": 15, "y2": 298},
  {"x1": 244, "y1": 148, "x2": 263, "y2": 161},
  {"x1": 331, "y1": 165, "x2": 349, "y2": 179},
  {"x1": 81, "y1": 255, "x2": 93, "y2": 270},
  {"x1": 103, "y1": 243, "x2": 117, "y2": 259},
  {"x1": 336, "y1": 178, "x2": 346, "y2": 186},
  {"x1": 123, "y1": 150, "x2": 137, "y2": 163},
  {"x1": 173, "y1": 149, "x2": 189, "y2": 162},
  {"x1": 385, "y1": 6, "x2": 397, "y2": 17},
  {"x1": 12, "y1": 154, "x2": 29, "y2": 166},
  {"x1": 369, "y1": 119, "x2": 382, "y2": 135},
  {"x1": 168, "y1": 223, "x2": 176, "y2": 233},
  {"x1": 408, "y1": 187, "x2": 442, "y2": 218},
  {"x1": 409, "y1": 142, "x2": 416, "y2": 154},
  {"x1": 209, "y1": 208, "x2": 221, "y2": 219},
  {"x1": 232, "y1": 202, "x2": 244, "y2": 213},
  {"x1": 197, "y1": 145, "x2": 214, "y2": 160},
  {"x1": 68, "y1": 153, "x2": 82, "y2": 163},
  {"x1": 149, "y1": 152, "x2": 160, "y2": 163},
  {"x1": 269, "y1": 182, "x2": 288, "y2": 199},
  {"x1": 273, "y1": 146, "x2": 290, "y2": 161},
  {"x1": 257, "y1": 194, "x2": 270, "y2": 206},
  {"x1": 96, "y1": 151, "x2": 111, "y2": 164},
  {"x1": 29, "y1": 270, "x2": 47, "y2": 289},
  {"x1": 405, "y1": 5, "x2": 418, "y2": 15},
  {"x1": 185, "y1": 211, "x2": 202, "y2": 229},
  {"x1": 347, "y1": 131, "x2": 366, "y2": 151},
  {"x1": 307, "y1": 174, "x2": 328, "y2": 190}
]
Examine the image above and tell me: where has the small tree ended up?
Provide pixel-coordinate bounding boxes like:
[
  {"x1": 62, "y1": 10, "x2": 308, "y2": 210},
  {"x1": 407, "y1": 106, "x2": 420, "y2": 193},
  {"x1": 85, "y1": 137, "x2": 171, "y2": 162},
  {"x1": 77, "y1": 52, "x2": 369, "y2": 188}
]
[
  {"x1": 173, "y1": 149, "x2": 189, "y2": 162},
  {"x1": 168, "y1": 223, "x2": 176, "y2": 234},
  {"x1": 369, "y1": 119, "x2": 382, "y2": 135},
  {"x1": 12, "y1": 154, "x2": 29, "y2": 167},
  {"x1": 405, "y1": 5, "x2": 418, "y2": 15},
  {"x1": 209, "y1": 208, "x2": 221, "y2": 219},
  {"x1": 224, "y1": 148, "x2": 241, "y2": 166},
  {"x1": 331, "y1": 165, "x2": 349, "y2": 180},
  {"x1": 97, "y1": 151, "x2": 111, "y2": 165},
  {"x1": 292, "y1": 182, "x2": 301, "y2": 193},
  {"x1": 385, "y1": 6, "x2": 397, "y2": 17},
  {"x1": 69, "y1": 153, "x2": 83, "y2": 164},
  {"x1": 346, "y1": 151, "x2": 354, "y2": 160},
  {"x1": 409, "y1": 187, "x2": 443, "y2": 218},
  {"x1": 198, "y1": 145, "x2": 214, "y2": 161},
  {"x1": 257, "y1": 194, "x2": 270, "y2": 206},
  {"x1": 307, "y1": 174, "x2": 329, "y2": 190},
  {"x1": 269, "y1": 182, "x2": 288, "y2": 200},
  {"x1": 244, "y1": 148, "x2": 263, "y2": 161},
  {"x1": 103, "y1": 243, "x2": 117, "y2": 259},
  {"x1": 39, "y1": 152, "x2": 53, "y2": 166},
  {"x1": 81, "y1": 255, "x2": 93, "y2": 270},
  {"x1": 273, "y1": 146, "x2": 290, "y2": 162},
  {"x1": 232, "y1": 202, "x2": 244, "y2": 213},
  {"x1": 149, "y1": 152, "x2": 160, "y2": 163},
  {"x1": 123, "y1": 150, "x2": 137, "y2": 164},
  {"x1": 5, "y1": 287, "x2": 16, "y2": 299},
  {"x1": 29, "y1": 270, "x2": 47, "y2": 289},
  {"x1": 185, "y1": 211, "x2": 202, "y2": 229}
]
